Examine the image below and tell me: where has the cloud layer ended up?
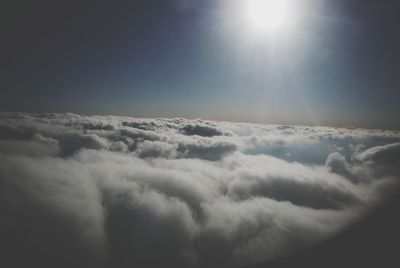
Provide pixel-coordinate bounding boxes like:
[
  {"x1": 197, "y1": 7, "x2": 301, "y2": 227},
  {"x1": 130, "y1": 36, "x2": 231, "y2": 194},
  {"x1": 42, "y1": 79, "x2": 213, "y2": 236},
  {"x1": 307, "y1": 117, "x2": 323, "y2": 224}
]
[{"x1": 0, "y1": 112, "x2": 399, "y2": 268}]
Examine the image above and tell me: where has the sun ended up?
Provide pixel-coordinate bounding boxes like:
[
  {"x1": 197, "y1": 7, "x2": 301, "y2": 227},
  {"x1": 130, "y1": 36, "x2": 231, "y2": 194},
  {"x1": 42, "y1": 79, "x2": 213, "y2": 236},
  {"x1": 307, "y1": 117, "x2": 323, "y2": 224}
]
[{"x1": 247, "y1": 0, "x2": 288, "y2": 32}]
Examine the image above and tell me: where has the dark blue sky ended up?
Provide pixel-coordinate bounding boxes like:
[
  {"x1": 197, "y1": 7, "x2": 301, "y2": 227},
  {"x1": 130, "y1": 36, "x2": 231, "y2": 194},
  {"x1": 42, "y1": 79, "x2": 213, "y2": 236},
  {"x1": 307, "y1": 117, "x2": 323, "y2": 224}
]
[{"x1": 1, "y1": 0, "x2": 400, "y2": 129}]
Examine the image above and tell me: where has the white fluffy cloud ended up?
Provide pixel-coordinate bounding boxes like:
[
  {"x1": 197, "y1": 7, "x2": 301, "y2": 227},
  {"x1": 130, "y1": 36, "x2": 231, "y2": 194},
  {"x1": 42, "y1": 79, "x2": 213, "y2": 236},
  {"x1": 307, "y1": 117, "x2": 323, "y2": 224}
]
[{"x1": 0, "y1": 112, "x2": 399, "y2": 268}]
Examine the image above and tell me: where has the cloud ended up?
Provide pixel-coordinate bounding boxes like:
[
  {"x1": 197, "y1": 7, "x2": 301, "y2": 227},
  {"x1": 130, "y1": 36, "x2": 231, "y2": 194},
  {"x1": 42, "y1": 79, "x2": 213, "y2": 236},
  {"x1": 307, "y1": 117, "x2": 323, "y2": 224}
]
[
  {"x1": 225, "y1": 153, "x2": 363, "y2": 210},
  {"x1": 0, "y1": 112, "x2": 399, "y2": 268},
  {"x1": 180, "y1": 123, "x2": 225, "y2": 137},
  {"x1": 0, "y1": 133, "x2": 59, "y2": 157},
  {"x1": 0, "y1": 154, "x2": 106, "y2": 268},
  {"x1": 325, "y1": 152, "x2": 359, "y2": 182},
  {"x1": 357, "y1": 142, "x2": 400, "y2": 169}
]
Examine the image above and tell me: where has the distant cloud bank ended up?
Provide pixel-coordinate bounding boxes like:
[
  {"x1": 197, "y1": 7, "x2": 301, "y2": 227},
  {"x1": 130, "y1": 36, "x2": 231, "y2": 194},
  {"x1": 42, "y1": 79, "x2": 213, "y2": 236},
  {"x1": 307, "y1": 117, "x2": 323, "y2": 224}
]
[{"x1": 1, "y1": 112, "x2": 399, "y2": 268}]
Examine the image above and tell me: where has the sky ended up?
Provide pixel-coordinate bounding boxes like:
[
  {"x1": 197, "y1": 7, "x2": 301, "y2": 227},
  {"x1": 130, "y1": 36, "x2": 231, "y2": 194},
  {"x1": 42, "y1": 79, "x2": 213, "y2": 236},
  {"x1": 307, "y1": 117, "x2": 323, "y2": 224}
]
[{"x1": 1, "y1": 0, "x2": 400, "y2": 129}]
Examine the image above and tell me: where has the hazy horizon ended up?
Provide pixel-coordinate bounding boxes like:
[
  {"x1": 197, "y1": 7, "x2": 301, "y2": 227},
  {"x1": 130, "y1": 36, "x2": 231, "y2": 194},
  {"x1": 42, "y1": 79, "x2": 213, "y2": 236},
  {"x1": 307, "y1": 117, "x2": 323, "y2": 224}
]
[{"x1": 2, "y1": 109, "x2": 400, "y2": 131}]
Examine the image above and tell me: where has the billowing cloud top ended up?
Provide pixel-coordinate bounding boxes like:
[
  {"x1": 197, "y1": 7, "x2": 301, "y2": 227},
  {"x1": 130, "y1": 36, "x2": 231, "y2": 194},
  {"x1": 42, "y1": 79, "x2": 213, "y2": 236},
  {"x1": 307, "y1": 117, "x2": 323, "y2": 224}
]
[{"x1": 0, "y1": 112, "x2": 399, "y2": 268}]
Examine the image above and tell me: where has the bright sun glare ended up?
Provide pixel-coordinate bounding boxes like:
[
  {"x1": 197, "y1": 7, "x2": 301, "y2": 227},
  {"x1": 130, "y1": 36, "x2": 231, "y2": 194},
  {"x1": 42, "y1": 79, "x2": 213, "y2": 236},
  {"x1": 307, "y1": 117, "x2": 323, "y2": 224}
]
[{"x1": 247, "y1": 0, "x2": 288, "y2": 32}]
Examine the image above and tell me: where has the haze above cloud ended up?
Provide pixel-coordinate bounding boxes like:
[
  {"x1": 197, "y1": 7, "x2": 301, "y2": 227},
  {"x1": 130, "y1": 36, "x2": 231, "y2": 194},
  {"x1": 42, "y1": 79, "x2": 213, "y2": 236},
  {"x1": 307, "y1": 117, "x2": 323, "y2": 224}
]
[{"x1": 1, "y1": 112, "x2": 400, "y2": 268}]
